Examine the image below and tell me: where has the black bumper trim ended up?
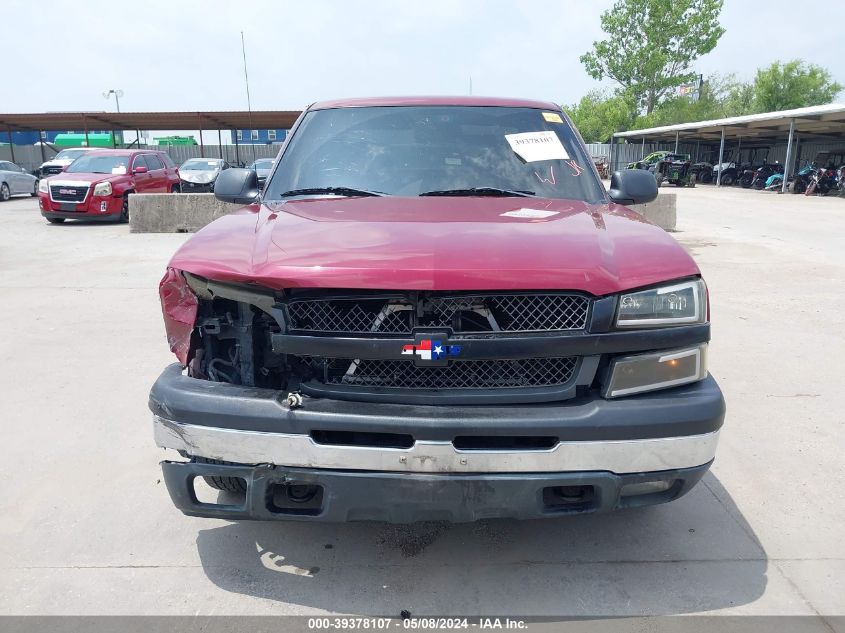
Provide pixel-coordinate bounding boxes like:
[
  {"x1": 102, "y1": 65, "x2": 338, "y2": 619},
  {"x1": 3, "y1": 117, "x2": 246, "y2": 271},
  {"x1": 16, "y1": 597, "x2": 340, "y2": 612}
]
[
  {"x1": 162, "y1": 460, "x2": 712, "y2": 523},
  {"x1": 149, "y1": 364, "x2": 725, "y2": 442},
  {"x1": 272, "y1": 324, "x2": 710, "y2": 359}
]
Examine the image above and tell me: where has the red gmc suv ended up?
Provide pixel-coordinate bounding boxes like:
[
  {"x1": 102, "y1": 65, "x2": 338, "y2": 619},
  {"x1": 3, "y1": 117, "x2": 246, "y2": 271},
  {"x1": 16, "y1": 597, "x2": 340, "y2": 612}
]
[
  {"x1": 38, "y1": 149, "x2": 180, "y2": 223},
  {"x1": 150, "y1": 96, "x2": 725, "y2": 523}
]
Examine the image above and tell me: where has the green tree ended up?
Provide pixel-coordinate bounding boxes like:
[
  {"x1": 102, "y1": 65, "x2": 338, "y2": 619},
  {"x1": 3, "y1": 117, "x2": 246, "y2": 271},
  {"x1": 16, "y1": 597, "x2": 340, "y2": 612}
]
[
  {"x1": 580, "y1": 0, "x2": 725, "y2": 114},
  {"x1": 563, "y1": 90, "x2": 637, "y2": 142},
  {"x1": 751, "y1": 60, "x2": 843, "y2": 112},
  {"x1": 632, "y1": 74, "x2": 749, "y2": 128}
]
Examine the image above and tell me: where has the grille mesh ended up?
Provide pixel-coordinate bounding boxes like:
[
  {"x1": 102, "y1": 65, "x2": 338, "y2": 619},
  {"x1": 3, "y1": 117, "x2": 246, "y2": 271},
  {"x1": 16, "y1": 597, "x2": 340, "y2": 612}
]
[
  {"x1": 287, "y1": 294, "x2": 589, "y2": 334},
  {"x1": 299, "y1": 356, "x2": 578, "y2": 390}
]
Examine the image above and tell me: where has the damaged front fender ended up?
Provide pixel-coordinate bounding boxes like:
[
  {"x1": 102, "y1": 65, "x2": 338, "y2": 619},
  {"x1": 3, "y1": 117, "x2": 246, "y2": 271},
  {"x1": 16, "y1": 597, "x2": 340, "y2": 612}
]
[{"x1": 159, "y1": 268, "x2": 199, "y2": 365}]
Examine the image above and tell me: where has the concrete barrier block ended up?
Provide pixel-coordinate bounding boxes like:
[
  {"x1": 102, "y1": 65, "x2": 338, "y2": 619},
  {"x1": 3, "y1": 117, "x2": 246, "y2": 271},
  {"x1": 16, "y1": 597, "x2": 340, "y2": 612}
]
[
  {"x1": 129, "y1": 190, "x2": 677, "y2": 234},
  {"x1": 630, "y1": 192, "x2": 676, "y2": 231},
  {"x1": 129, "y1": 193, "x2": 241, "y2": 233}
]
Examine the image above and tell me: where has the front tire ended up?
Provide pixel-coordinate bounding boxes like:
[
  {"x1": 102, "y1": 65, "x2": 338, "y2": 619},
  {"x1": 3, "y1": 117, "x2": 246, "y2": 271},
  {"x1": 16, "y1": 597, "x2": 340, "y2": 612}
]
[
  {"x1": 192, "y1": 456, "x2": 247, "y2": 493},
  {"x1": 171, "y1": 184, "x2": 181, "y2": 194},
  {"x1": 0, "y1": 183, "x2": 10, "y2": 202},
  {"x1": 720, "y1": 173, "x2": 735, "y2": 186},
  {"x1": 119, "y1": 194, "x2": 129, "y2": 223},
  {"x1": 31, "y1": 180, "x2": 39, "y2": 197}
]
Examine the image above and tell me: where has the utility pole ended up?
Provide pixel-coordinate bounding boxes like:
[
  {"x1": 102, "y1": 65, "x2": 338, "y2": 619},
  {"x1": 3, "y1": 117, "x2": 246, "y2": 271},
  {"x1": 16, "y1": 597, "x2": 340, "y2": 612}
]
[{"x1": 241, "y1": 31, "x2": 257, "y2": 163}]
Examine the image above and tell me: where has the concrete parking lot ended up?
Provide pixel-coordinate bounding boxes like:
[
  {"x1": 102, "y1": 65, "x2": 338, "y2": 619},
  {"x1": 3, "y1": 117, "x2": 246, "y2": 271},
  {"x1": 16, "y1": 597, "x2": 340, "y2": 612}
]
[{"x1": 0, "y1": 187, "x2": 843, "y2": 617}]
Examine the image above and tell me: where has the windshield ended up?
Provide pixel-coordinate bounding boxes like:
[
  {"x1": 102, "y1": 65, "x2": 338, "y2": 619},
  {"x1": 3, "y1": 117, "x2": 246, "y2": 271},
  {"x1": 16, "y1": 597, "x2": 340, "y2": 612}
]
[
  {"x1": 250, "y1": 159, "x2": 274, "y2": 170},
  {"x1": 65, "y1": 154, "x2": 130, "y2": 174},
  {"x1": 181, "y1": 159, "x2": 222, "y2": 171},
  {"x1": 55, "y1": 149, "x2": 89, "y2": 161},
  {"x1": 264, "y1": 106, "x2": 604, "y2": 202}
]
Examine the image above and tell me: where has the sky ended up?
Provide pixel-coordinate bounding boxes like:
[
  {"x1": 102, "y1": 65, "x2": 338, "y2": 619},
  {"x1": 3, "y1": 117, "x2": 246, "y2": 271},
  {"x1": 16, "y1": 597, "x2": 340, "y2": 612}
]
[{"x1": 3, "y1": 0, "x2": 844, "y2": 132}]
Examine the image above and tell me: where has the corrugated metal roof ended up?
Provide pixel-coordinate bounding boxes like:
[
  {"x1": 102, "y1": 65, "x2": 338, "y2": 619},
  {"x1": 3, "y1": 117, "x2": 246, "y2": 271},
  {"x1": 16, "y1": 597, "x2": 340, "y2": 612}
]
[
  {"x1": 0, "y1": 110, "x2": 303, "y2": 132},
  {"x1": 613, "y1": 103, "x2": 845, "y2": 141}
]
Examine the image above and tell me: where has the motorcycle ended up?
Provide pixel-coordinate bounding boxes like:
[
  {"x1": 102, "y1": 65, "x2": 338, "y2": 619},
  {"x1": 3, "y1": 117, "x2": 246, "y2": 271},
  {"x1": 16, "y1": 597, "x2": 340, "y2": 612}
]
[
  {"x1": 790, "y1": 163, "x2": 816, "y2": 194},
  {"x1": 805, "y1": 167, "x2": 837, "y2": 196},
  {"x1": 750, "y1": 163, "x2": 783, "y2": 190}
]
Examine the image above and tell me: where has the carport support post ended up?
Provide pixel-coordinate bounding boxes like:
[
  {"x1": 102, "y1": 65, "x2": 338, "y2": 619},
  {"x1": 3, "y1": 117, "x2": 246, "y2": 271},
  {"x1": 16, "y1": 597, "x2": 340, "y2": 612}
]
[
  {"x1": 716, "y1": 127, "x2": 726, "y2": 187},
  {"x1": 641, "y1": 136, "x2": 646, "y2": 159},
  {"x1": 609, "y1": 135, "x2": 616, "y2": 173},
  {"x1": 218, "y1": 129, "x2": 224, "y2": 159},
  {"x1": 197, "y1": 115, "x2": 204, "y2": 158},
  {"x1": 782, "y1": 118, "x2": 796, "y2": 194},
  {"x1": 674, "y1": 132, "x2": 679, "y2": 154},
  {"x1": 233, "y1": 128, "x2": 240, "y2": 165},
  {"x1": 39, "y1": 133, "x2": 46, "y2": 163},
  {"x1": 7, "y1": 129, "x2": 15, "y2": 163}
]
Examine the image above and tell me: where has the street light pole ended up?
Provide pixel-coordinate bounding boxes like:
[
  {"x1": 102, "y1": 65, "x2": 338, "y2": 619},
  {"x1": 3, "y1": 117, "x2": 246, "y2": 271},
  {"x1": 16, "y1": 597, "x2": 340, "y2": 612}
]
[{"x1": 103, "y1": 89, "x2": 123, "y2": 113}]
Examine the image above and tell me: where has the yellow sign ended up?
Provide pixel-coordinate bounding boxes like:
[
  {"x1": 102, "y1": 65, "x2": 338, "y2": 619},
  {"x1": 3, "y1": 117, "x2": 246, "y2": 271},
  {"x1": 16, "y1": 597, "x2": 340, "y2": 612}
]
[{"x1": 542, "y1": 112, "x2": 563, "y2": 123}]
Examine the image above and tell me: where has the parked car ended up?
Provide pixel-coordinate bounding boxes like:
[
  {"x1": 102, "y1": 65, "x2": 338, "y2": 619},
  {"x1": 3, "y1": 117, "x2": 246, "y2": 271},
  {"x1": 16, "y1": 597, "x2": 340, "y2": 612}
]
[
  {"x1": 248, "y1": 158, "x2": 275, "y2": 189},
  {"x1": 37, "y1": 147, "x2": 97, "y2": 177},
  {"x1": 178, "y1": 158, "x2": 229, "y2": 193},
  {"x1": 0, "y1": 160, "x2": 39, "y2": 201},
  {"x1": 151, "y1": 96, "x2": 724, "y2": 523},
  {"x1": 37, "y1": 149, "x2": 180, "y2": 224}
]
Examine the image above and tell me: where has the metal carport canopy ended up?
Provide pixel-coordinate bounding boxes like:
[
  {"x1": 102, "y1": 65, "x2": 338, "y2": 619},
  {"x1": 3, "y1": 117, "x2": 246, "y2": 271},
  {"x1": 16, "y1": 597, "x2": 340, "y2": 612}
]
[
  {"x1": 611, "y1": 103, "x2": 845, "y2": 142},
  {"x1": 611, "y1": 103, "x2": 845, "y2": 193},
  {"x1": 0, "y1": 110, "x2": 303, "y2": 132}
]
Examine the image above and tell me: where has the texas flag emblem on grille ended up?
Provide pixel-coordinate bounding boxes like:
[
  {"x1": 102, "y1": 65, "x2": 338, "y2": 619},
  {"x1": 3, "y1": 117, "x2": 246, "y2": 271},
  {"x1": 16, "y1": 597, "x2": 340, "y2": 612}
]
[{"x1": 401, "y1": 339, "x2": 462, "y2": 360}]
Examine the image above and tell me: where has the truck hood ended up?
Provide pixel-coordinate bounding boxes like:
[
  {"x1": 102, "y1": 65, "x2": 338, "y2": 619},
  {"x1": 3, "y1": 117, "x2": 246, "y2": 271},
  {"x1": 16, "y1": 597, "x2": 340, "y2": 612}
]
[
  {"x1": 169, "y1": 196, "x2": 699, "y2": 295},
  {"x1": 180, "y1": 170, "x2": 219, "y2": 184},
  {"x1": 40, "y1": 159, "x2": 74, "y2": 168},
  {"x1": 45, "y1": 172, "x2": 124, "y2": 185}
]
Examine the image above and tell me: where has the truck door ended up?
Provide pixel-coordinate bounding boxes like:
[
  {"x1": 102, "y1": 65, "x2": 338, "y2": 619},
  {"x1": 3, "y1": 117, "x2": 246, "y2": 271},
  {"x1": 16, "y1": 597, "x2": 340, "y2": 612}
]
[{"x1": 145, "y1": 154, "x2": 168, "y2": 192}]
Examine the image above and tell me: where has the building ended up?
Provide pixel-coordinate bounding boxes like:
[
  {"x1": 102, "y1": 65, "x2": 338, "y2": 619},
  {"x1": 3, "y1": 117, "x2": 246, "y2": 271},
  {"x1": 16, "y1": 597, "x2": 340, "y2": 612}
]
[
  {"x1": 234, "y1": 129, "x2": 288, "y2": 144},
  {"x1": 6, "y1": 130, "x2": 114, "y2": 146}
]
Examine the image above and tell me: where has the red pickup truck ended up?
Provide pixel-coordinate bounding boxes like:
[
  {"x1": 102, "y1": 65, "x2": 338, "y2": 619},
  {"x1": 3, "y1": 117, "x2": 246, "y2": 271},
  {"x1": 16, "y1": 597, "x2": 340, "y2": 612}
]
[
  {"x1": 38, "y1": 149, "x2": 180, "y2": 223},
  {"x1": 151, "y1": 96, "x2": 724, "y2": 523}
]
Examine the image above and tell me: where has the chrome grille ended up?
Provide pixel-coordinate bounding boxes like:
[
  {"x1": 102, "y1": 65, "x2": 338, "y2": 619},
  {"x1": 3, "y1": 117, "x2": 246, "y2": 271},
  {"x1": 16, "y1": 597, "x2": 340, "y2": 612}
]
[
  {"x1": 49, "y1": 185, "x2": 88, "y2": 202},
  {"x1": 287, "y1": 293, "x2": 590, "y2": 334},
  {"x1": 298, "y1": 356, "x2": 578, "y2": 390},
  {"x1": 42, "y1": 166, "x2": 64, "y2": 176}
]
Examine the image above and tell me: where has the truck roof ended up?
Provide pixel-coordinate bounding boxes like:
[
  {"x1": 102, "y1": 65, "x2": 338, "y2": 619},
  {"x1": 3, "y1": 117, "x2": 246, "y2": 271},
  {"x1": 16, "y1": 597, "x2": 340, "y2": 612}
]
[{"x1": 310, "y1": 95, "x2": 562, "y2": 111}]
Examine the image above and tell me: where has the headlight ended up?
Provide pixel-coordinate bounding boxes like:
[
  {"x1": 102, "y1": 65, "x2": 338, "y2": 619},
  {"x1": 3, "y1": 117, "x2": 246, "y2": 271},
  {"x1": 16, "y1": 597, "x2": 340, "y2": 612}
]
[
  {"x1": 604, "y1": 344, "x2": 708, "y2": 398},
  {"x1": 38, "y1": 179, "x2": 49, "y2": 193},
  {"x1": 616, "y1": 279, "x2": 706, "y2": 328},
  {"x1": 93, "y1": 181, "x2": 113, "y2": 197}
]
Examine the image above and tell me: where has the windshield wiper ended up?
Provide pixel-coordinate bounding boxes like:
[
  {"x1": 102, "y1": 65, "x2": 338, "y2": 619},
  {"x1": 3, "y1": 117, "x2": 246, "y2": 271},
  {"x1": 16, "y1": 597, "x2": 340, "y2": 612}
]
[
  {"x1": 418, "y1": 187, "x2": 535, "y2": 197},
  {"x1": 278, "y1": 187, "x2": 386, "y2": 198}
]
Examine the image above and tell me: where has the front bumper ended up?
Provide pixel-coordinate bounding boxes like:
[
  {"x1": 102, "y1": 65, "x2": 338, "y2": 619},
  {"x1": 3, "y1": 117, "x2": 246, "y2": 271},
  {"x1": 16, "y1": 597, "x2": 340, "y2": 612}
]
[
  {"x1": 179, "y1": 180, "x2": 214, "y2": 193},
  {"x1": 162, "y1": 460, "x2": 712, "y2": 523},
  {"x1": 38, "y1": 192, "x2": 122, "y2": 219},
  {"x1": 151, "y1": 364, "x2": 723, "y2": 521}
]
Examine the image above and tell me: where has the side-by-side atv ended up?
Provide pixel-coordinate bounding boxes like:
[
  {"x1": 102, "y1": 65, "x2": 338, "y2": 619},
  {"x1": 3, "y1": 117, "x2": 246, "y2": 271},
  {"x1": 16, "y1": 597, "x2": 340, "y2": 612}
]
[{"x1": 655, "y1": 154, "x2": 696, "y2": 187}]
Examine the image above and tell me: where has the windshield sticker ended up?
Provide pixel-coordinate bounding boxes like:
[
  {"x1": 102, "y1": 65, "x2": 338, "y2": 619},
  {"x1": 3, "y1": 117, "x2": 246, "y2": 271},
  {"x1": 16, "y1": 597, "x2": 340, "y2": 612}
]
[
  {"x1": 111, "y1": 166, "x2": 127, "y2": 175},
  {"x1": 501, "y1": 208, "x2": 559, "y2": 219},
  {"x1": 505, "y1": 131, "x2": 569, "y2": 163},
  {"x1": 542, "y1": 112, "x2": 563, "y2": 123},
  {"x1": 534, "y1": 165, "x2": 557, "y2": 185}
]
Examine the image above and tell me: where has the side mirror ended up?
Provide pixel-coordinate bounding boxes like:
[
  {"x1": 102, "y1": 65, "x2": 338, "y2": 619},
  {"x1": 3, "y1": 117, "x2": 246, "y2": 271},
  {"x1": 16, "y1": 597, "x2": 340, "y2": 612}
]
[
  {"x1": 214, "y1": 167, "x2": 259, "y2": 204},
  {"x1": 134, "y1": 166, "x2": 148, "y2": 174},
  {"x1": 608, "y1": 169, "x2": 658, "y2": 205}
]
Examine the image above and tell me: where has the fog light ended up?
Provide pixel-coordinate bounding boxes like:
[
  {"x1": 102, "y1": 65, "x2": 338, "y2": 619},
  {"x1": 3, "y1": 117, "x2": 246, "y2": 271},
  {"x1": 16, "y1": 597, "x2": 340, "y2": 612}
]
[
  {"x1": 604, "y1": 344, "x2": 707, "y2": 398},
  {"x1": 620, "y1": 480, "x2": 673, "y2": 497}
]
